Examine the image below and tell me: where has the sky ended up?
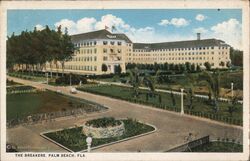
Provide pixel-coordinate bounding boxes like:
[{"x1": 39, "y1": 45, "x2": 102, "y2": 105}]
[{"x1": 7, "y1": 9, "x2": 242, "y2": 49}]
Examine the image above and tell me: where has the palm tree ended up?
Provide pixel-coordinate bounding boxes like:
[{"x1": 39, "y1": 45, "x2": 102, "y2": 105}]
[
  {"x1": 184, "y1": 73, "x2": 196, "y2": 110},
  {"x1": 128, "y1": 68, "x2": 141, "y2": 98},
  {"x1": 200, "y1": 71, "x2": 220, "y2": 113}
]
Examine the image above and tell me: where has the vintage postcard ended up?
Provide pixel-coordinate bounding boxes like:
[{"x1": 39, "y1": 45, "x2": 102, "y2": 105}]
[{"x1": 0, "y1": 0, "x2": 249, "y2": 161}]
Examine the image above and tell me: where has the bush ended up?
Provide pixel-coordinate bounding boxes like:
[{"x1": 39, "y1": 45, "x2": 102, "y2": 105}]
[
  {"x1": 86, "y1": 117, "x2": 121, "y2": 128},
  {"x1": 55, "y1": 74, "x2": 87, "y2": 85}
]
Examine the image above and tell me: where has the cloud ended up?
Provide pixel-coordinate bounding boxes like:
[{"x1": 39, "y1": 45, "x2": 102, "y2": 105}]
[
  {"x1": 54, "y1": 14, "x2": 193, "y2": 43},
  {"x1": 54, "y1": 19, "x2": 75, "y2": 33},
  {"x1": 35, "y1": 24, "x2": 44, "y2": 31},
  {"x1": 195, "y1": 14, "x2": 206, "y2": 21},
  {"x1": 193, "y1": 27, "x2": 208, "y2": 34},
  {"x1": 158, "y1": 18, "x2": 189, "y2": 27},
  {"x1": 210, "y1": 18, "x2": 242, "y2": 49}
]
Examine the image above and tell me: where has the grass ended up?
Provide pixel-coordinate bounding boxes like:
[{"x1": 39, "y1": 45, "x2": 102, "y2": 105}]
[
  {"x1": 77, "y1": 84, "x2": 243, "y2": 125},
  {"x1": 43, "y1": 118, "x2": 155, "y2": 152},
  {"x1": 189, "y1": 141, "x2": 243, "y2": 152},
  {"x1": 7, "y1": 91, "x2": 101, "y2": 121}
]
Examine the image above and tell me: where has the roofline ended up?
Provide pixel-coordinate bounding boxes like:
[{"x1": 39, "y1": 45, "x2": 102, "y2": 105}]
[
  {"x1": 70, "y1": 29, "x2": 110, "y2": 37},
  {"x1": 133, "y1": 38, "x2": 225, "y2": 45}
]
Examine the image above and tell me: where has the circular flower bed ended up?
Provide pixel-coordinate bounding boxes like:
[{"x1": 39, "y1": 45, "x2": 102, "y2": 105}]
[{"x1": 82, "y1": 117, "x2": 125, "y2": 138}]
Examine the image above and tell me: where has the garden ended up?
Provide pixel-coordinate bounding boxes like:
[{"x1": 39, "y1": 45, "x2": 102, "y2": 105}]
[
  {"x1": 77, "y1": 84, "x2": 243, "y2": 126},
  {"x1": 42, "y1": 117, "x2": 155, "y2": 152}
]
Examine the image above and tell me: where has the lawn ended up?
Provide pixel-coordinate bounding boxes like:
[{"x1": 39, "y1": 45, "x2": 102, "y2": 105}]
[
  {"x1": 43, "y1": 118, "x2": 155, "y2": 152},
  {"x1": 77, "y1": 84, "x2": 243, "y2": 125},
  {"x1": 189, "y1": 141, "x2": 243, "y2": 152},
  {"x1": 7, "y1": 91, "x2": 103, "y2": 121}
]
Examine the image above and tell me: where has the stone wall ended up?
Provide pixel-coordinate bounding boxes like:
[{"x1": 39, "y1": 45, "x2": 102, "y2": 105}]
[{"x1": 82, "y1": 121, "x2": 125, "y2": 138}]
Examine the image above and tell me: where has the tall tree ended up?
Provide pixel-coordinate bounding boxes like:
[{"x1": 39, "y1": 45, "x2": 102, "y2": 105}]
[{"x1": 200, "y1": 71, "x2": 221, "y2": 113}]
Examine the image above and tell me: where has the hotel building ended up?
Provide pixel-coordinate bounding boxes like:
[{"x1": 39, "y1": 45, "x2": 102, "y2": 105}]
[{"x1": 47, "y1": 30, "x2": 231, "y2": 75}]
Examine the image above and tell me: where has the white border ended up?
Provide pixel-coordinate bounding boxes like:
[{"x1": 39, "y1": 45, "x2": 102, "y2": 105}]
[{"x1": 0, "y1": 0, "x2": 249, "y2": 161}]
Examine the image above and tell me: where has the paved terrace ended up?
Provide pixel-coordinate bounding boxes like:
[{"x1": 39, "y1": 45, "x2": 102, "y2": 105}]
[{"x1": 6, "y1": 76, "x2": 243, "y2": 152}]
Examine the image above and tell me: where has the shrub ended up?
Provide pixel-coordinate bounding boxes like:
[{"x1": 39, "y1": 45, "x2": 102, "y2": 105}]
[
  {"x1": 55, "y1": 74, "x2": 87, "y2": 85},
  {"x1": 86, "y1": 117, "x2": 121, "y2": 128}
]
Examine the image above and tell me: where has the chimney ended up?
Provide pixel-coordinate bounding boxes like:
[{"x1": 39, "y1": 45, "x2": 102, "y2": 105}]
[{"x1": 197, "y1": 33, "x2": 201, "y2": 40}]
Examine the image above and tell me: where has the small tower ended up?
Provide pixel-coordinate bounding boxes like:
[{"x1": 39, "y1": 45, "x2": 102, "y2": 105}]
[{"x1": 197, "y1": 33, "x2": 201, "y2": 40}]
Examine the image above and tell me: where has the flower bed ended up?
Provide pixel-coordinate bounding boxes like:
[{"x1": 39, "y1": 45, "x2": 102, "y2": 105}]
[{"x1": 42, "y1": 118, "x2": 156, "y2": 152}]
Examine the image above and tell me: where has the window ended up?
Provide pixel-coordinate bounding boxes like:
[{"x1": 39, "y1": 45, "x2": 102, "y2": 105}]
[
  {"x1": 118, "y1": 49, "x2": 121, "y2": 53},
  {"x1": 94, "y1": 56, "x2": 97, "y2": 61},
  {"x1": 103, "y1": 41, "x2": 108, "y2": 45},
  {"x1": 94, "y1": 41, "x2": 97, "y2": 45},
  {"x1": 94, "y1": 48, "x2": 97, "y2": 54},
  {"x1": 110, "y1": 41, "x2": 115, "y2": 45},
  {"x1": 110, "y1": 49, "x2": 114, "y2": 53},
  {"x1": 103, "y1": 48, "x2": 107, "y2": 53},
  {"x1": 103, "y1": 56, "x2": 108, "y2": 61},
  {"x1": 118, "y1": 42, "x2": 122, "y2": 45}
]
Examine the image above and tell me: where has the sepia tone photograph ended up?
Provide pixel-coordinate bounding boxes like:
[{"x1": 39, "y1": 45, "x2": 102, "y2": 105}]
[{"x1": 0, "y1": 1, "x2": 249, "y2": 161}]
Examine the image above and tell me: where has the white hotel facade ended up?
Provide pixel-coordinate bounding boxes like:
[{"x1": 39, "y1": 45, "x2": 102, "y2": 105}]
[{"x1": 47, "y1": 29, "x2": 231, "y2": 75}]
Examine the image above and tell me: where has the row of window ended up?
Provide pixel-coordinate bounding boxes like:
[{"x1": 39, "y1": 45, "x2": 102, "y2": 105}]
[
  {"x1": 103, "y1": 48, "x2": 122, "y2": 53},
  {"x1": 71, "y1": 56, "x2": 97, "y2": 62},
  {"x1": 75, "y1": 41, "x2": 97, "y2": 47},
  {"x1": 77, "y1": 48, "x2": 97, "y2": 54},
  {"x1": 131, "y1": 57, "x2": 215, "y2": 61},
  {"x1": 65, "y1": 65, "x2": 97, "y2": 71},
  {"x1": 131, "y1": 56, "x2": 228, "y2": 61},
  {"x1": 74, "y1": 40, "x2": 124, "y2": 47},
  {"x1": 103, "y1": 41, "x2": 122, "y2": 46},
  {"x1": 129, "y1": 51, "x2": 229, "y2": 57},
  {"x1": 103, "y1": 56, "x2": 122, "y2": 61},
  {"x1": 134, "y1": 46, "x2": 228, "y2": 52}
]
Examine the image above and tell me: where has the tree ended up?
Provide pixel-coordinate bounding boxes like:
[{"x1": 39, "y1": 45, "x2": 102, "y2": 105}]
[
  {"x1": 174, "y1": 64, "x2": 180, "y2": 71},
  {"x1": 6, "y1": 25, "x2": 74, "y2": 78},
  {"x1": 204, "y1": 62, "x2": 211, "y2": 71},
  {"x1": 226, "y1": 61, "x2": 231, "y2": 68},
  {"x1": 128, "y1": 68, "x2": 141, "y2": 98},
  {"x1": 57, "y1": 27, "x2": 75, "y2": 76},
  {"x1": 200, "y1": 71, "x2": 221, "y2": 113},
  {"x1": 184, "y1": 74, "x2": 198, "y2": 110},
  {"x1": 185, "y1": 62, "x2": 191, "y2": 72},
  {"x1": 102, "y1": 64, "x2": 108, "y2": 72},
  {"x1": 230, "y1": 47, "x2": 243, "y2": 67},
  {"x1": 163, "y1": 62, "x2": 169, "y2": 71},
  {"x1": 228, "y1": 93, "x2": 240, "y2": 117},
  {"x1": 180, "y1": 64, "x2": 186, "y2": 73},
  {"x1": 191, "y1": 64, "x2": 196, "y2": 72},
  {"x1": 196, "y1": 65, "x2": 201, "y2": 72},
  {"x1": 114, "y1": 64, "x2": 122, "y2": 75}
]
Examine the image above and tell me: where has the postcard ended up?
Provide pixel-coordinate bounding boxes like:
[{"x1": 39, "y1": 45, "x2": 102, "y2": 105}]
[{"x1": 0, "y1": 0, "x2": 249, "y2": 161}]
